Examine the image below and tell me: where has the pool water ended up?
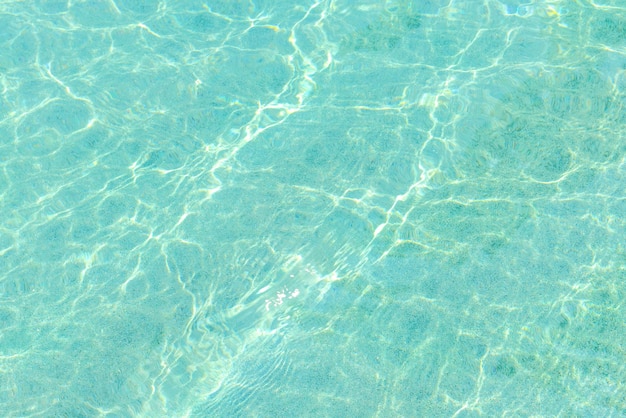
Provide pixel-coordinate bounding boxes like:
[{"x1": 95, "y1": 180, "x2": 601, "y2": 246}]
[{"x1": 0, "y1": 1, "x2": 625, "y2": 416}]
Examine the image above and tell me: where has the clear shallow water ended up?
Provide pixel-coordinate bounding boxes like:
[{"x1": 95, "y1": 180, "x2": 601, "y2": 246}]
[{"x1": 0, "y1": 0, "x2": 625, "y2": 416}]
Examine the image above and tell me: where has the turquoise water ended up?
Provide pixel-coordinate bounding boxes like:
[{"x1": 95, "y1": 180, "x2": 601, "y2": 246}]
[{"x1": 0, "y1": 0, "x2": 625, "y2": 416}]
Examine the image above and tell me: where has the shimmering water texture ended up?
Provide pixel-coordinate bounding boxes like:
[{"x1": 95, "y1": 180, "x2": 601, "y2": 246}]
[{"x1": 0, "y1": 0, "x2": 625, "y2": 416}]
